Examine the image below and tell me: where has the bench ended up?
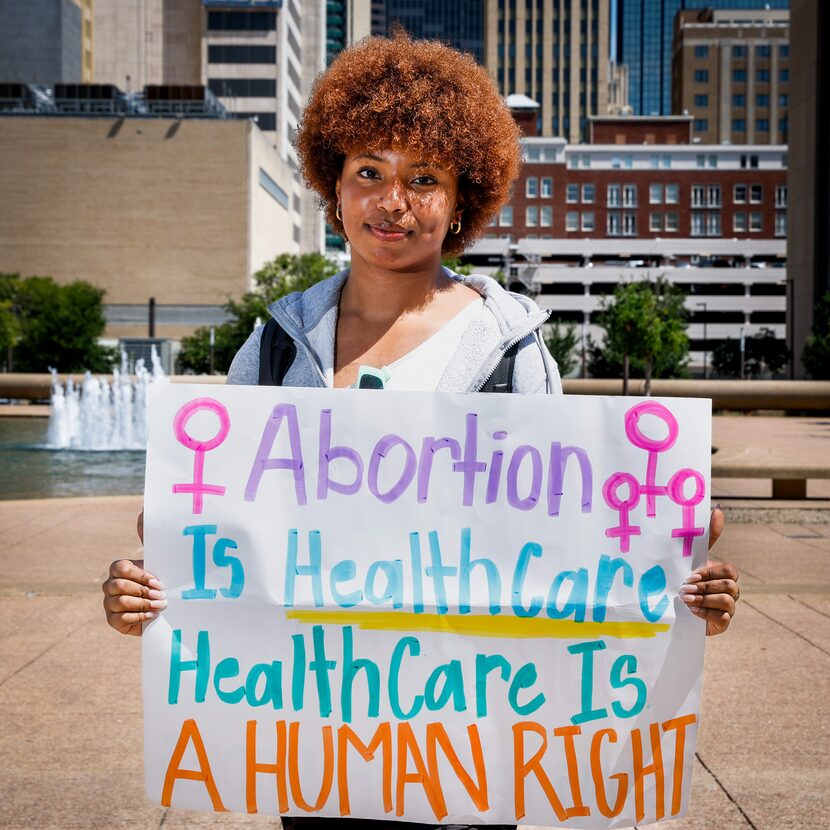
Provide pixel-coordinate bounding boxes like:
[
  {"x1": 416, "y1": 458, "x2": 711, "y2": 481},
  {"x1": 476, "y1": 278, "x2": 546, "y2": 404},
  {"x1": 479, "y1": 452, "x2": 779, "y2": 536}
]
[{"x1": 710, "y1": 460, "x2": 830, "y2": 499}]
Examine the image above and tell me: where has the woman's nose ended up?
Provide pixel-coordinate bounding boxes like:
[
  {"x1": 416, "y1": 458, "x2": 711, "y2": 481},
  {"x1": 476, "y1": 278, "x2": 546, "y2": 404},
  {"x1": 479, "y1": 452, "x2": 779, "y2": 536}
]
[{"x1": 377, "y1": 179, "x2": 407, "y2": 214}]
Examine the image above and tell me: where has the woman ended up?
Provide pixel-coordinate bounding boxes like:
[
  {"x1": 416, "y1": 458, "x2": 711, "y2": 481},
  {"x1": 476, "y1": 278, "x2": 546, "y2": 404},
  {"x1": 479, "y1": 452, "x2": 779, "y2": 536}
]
[{"x1": 103, "y1": 32, "x2": 739, "y2": 827}]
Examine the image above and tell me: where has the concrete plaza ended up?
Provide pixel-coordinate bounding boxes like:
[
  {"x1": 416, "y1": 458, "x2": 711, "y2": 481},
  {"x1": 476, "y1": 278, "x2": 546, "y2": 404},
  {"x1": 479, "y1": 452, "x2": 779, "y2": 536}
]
[{"x1": 1, "y1": 414, "x2": 829, "y2": 829}]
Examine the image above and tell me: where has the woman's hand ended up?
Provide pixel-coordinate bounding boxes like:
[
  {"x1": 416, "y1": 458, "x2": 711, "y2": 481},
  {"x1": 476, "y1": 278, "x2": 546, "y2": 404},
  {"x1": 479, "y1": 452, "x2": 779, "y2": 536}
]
[
  {"x1": 679, "y1": 506, "x2": 740, "y2": 636},
  {"x1": 102, "y1": 510, "x2": 166, "y2": 636}
]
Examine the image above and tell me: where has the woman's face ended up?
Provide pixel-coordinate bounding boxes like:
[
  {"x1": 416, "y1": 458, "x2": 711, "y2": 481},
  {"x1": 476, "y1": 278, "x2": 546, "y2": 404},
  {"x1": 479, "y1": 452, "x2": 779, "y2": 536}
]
[{"x1": 336, "y1": 148, "x2": 461, "y2": 273}]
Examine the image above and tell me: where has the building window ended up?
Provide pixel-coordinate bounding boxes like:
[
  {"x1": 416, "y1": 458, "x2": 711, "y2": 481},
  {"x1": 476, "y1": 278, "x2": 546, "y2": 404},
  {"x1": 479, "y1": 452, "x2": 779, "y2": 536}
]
[
  {"x1": 694, "y1": 94, "x2": 708, "y2": 107},
  {"x1": 526, "y1": 177, "x2": 538, "y2": 198},
  {"x1": 691, "y1": 214, "x2": 705, "y2": 236},
  {"x1": 623, "y1": 213, "x2": 636, "y2": 235},
  {"x1": 734, "y1": 184, "x2": 747, "y2": 204},
  {"x1": 732, "y1": 119, "x2": 746, "y2": 133},
  {"x1": 665, "y1": 183, "x2": 679, "y2": 204},
  {"x1": 756, "y1": 45, "x2": 771, "y2": 58},
  {"x1": 650, "y1": 212, "x2": 662, "y2": 232},
  {"x1": 541, "y1": 177, "x2": 553, "y2": 198},
  {"x1": 750, "y1": 184, "x2": 763, "y2": 203},
  {"x1": 611, "y1": 156, "x2": 621, "y2": 169},
  {"x1": 692, "y1": 185, "x2": 706, "y2": 208},
  {"x1": 779, "y1": 117, "x2": 788, "y2": 136},
  {"x1": 756, "y1": 94, "x2": 770, "y2": 108},
  {"x1": 694, "y1": 118, "x2": 708, "y2": 132},
  {"x1": 567, "y1": 154, "x2": 578, "y2": 169},
  {"x1": 582, "y1": 184, "x2": 595, "y2": 203},
  {"x1": 581, "y1": 211, "x2": 594, "y2": 231},
  {"x1": 207, "y1": 10, "x2": 277, "y2": 30},
  {"x1": 694, "y1": 45, "x2": 709, "y2": 58},
  {"x1": 208, "y1": 78, "x2": 277, "y2": 97},
  {"x1": 540, "y1": 205, "x2": 553, "y2": 227},
  {"x1": 526, "y1": 206, "x2": 539, "y2": 227},
  {"x1": 780, "y1": 45, "x2": 790, "y2": 58},
  {"x1": 607, "y1": 213, "x2": 620, "y2": 236},
  {"x1": 733, "y1": 212, "x2": 747, "y2": 232},
  {"x1": 499, "y1": 206, "x2": 513, "y2": 226},
  {"x1": 208, "y1": 44, "x2": 277, "y2": 63},
  {"x1": 750, "y1": 212, "x2": 763, "y2": 232},
  {"x1": 733, "y1": 69, "x2": 747, "y2": 83},
  {"x1": 775, "y1": 185, "x2": 788, "y2": 208},
  {"x1": 696, "y1": 154, "x2": 706, "y2": 168},
  {"x1": 779, "y1": 94, "x2": 789, "y2": 108},
  {"x1": 708, "y1": 155, "x2": 718, "y2": 169},
  {"x1": 665, "y1": 212, "x2": 679, "y2": 232},
  {"x1": 527, "y1": 146, "x2": 542, "y2": 163},
  {"x1": 694, "y1": 69, "x2": 709, "y2": 83},
  {"x1": 775, "y1": 212, "x2": 787, "y2": 237},
  {"x1": 757, "y1": 69, "x2": 770, "y2": 83},
  {"x1": 707, "y1": 185, "x2": 721, "y2": 207},
  {"x1": 662, "y1": 155, "x2": 672, "y2": 169},
  {"x1": 622, "y1": 184, "x2": 637, "y2": 207},
  {"x1": 756, "y1": 118, "x2": 770, "y2": 132},
  {"x1": 566, "y1": 211, "x2": 579, "y2": 232},
  {"x1": 650, "y1": 183, "x2": 663, "y2": 204},
  {"x1": 733, "y1": 94, "x2": 746, "y2": 108},
  {"x1": 707, "y1": 213, "x2": 722, "y2": 236},
  {"x1": 780, "y1": 69, "x2": 789, "y2": 82},
  {"x1": 566, "y1": 183, "x2": 579, "y2": 203},
  {"x1": 607, "y1": 184, "x2": 621, "y2": 207},
  {"x1": 650, "y1": 154, "x2": 660, "y2": 169},
  {"x1": 581, "y1": 154, "x2": 591, "y2": 168},
  {"x1": 733, "y1": 45, "x2": 747, "y2": 58},
  {"x1": 258, "y1": 168, "x2": 288, "y2": 207}
]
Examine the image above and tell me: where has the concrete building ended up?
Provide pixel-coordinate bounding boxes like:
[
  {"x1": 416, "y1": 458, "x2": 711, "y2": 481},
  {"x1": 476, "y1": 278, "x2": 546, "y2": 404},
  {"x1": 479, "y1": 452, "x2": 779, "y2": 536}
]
[
  {"x1": 465, "y1": 116, "x2": 788, "y2": 374},
  {"x1": 788, "y1": 0, "x2": 829, "y2": 377},
  {"x1": 0, "y1": 110, "x2": 298, "y2": 343},
  {"x1": 485, "y1": 0, "x2": 611, "y2": 142},
  {"x1": 0, "y1": 0, "x2": 82, "y2": 86},
  {"x1": 672, "y1": 7, "x2": 790, "y2": 145},
  {"x1": 617, "y1": 0, "x2": 790, "y2": 117}
]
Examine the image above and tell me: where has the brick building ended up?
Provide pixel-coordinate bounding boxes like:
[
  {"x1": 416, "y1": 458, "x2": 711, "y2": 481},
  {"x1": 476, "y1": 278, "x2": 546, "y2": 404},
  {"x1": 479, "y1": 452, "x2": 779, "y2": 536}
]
[{"x1": 465, "y1": 115, "x2": 788, "y2": 375}]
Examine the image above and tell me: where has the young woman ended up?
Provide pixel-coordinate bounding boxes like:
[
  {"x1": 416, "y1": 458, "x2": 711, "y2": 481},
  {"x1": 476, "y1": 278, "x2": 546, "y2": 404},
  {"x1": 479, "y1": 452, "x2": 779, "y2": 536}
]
[{"x1": 103, "y1": 33, "x2": 739, "y2": 829}]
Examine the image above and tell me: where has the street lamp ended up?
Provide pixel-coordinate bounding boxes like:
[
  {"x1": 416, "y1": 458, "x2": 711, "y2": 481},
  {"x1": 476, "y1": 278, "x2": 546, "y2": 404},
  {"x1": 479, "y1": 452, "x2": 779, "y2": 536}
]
[{"x1": 697, "y1": 302, "x2": 708, "y2": 379}]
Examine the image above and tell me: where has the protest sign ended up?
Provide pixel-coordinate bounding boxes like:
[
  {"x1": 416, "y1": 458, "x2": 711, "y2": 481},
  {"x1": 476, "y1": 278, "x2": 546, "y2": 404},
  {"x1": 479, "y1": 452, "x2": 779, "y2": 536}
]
[{"x1": 142, "y1": 385, "x2": 711, "y2": 827}]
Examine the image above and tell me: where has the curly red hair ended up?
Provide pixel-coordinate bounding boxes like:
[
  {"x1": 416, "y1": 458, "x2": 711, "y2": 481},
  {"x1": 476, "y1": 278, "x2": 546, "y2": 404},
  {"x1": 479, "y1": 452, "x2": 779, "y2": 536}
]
[{"x1": 296, "y1": 33, "x2": 521, "y2": 256}]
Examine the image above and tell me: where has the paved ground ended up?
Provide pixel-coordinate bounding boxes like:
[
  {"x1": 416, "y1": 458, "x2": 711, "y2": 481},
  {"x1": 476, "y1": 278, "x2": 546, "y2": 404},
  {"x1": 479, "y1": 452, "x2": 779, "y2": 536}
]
[{"x1": 1, "y1": 491, "x2": 828, "y2": 830}]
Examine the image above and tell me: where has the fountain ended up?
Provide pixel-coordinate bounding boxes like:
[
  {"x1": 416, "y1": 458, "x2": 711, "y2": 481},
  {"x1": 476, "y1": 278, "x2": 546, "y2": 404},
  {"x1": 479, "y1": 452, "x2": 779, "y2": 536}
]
[{"x1": 47, "y1": 347, "x2": 166, "y2": 451}]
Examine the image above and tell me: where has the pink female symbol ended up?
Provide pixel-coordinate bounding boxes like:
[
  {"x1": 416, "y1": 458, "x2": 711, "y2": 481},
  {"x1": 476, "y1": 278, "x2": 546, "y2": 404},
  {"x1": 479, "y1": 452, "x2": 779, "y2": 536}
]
[
  {"x1": 602, "y1": 472, "x2": 641, "y2": 554},
  {"x1": 624, "y1": 401, "x2": 680, "y2": 517},
  {"x1": 172, "y1": 398, "x2": 231, "y2": 514},
  {"x1": 668, "y1": 468, "x2": 706, "y2": 557}
]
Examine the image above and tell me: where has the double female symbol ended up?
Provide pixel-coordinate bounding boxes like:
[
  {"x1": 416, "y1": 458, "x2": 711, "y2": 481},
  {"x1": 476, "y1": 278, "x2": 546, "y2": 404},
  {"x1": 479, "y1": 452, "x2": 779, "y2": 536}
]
[{"x1": 602, "y1": 401, "x2": 706, "y2": 557}]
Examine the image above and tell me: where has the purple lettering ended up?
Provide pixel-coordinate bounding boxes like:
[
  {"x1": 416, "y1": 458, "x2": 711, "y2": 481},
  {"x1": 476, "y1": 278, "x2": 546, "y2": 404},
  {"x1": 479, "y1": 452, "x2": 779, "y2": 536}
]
[
  {"x1": 507, "y1": 445, "x2": 543, "y2": 510},
  {"x1": 452, "y1": 413, "x2": 488, "y2": 506},
  {"x1": 317, "y1": 409, "x2": 363, "y2": 499},
  {"x1": 416, "y1": 437, "x2": 461, "y2": 503},
  {"x1": 368, "y1": 434, "x2": 417, "y2": 504},
  {"x1": 547, "y1": 442, "x2": 593, "y2": 517}
]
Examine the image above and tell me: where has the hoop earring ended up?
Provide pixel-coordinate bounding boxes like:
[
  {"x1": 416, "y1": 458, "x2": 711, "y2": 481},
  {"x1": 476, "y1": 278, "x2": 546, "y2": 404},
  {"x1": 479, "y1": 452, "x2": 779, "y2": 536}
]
[
  {"x1": 335, "y1": 203, "x2": 342, "y2": 222},
  {"x1": 449, "y1": 218, "x2": 462, "y2": 234}
]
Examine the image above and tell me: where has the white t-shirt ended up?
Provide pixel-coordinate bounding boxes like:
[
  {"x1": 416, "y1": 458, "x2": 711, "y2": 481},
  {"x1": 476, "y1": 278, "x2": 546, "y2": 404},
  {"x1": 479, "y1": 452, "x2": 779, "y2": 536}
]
[{"x1": 357, "y1": 298, "x2": 484, "y2": 391}]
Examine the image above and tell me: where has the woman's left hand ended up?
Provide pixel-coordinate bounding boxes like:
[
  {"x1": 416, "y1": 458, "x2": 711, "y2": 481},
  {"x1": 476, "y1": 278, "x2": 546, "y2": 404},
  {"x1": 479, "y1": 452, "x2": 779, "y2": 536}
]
[{"x1": 679, "y1": 506, "x2": 740, "y2": 636}]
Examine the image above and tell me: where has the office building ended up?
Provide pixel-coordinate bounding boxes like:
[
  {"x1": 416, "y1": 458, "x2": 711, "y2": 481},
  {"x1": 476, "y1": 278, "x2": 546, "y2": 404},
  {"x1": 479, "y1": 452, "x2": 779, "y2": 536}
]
[
  {"x1": 485, "y1": 0, "x2": 611, "y2": 142},
  {"x1": 673, "y1": 8, "x2": 789, "y2": 145},
  {"x1": 618, "y1": 0, "x2": 790, "y2": 117},
  {"x1": 788, "y1": 0, "x2": 829, "y2": 376},
  {"x1": 0, "y1": 0, "x2": 82, "y2": 86},
  {"x1": 465, "y1": 115, "x2": 788, "y2": 373}
]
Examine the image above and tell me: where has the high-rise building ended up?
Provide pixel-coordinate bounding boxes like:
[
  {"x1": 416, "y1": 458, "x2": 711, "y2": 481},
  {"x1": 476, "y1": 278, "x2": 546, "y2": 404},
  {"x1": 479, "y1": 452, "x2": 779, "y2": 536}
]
[
  {"x1": 618, "y1": 0, "x2": 790, "y2": 117},
  {"x1": 376, "y1": 0, "x2": 485, "y2": 62},
  {"x1": 0, "y1": 0, "x2": 83, "y2": 86},
  {"x1": 485, "y1": 0, "x2": 611, "y2": 142},
  {"x1": 672, "y1": 8, "x2": 789, "y2": 145}
]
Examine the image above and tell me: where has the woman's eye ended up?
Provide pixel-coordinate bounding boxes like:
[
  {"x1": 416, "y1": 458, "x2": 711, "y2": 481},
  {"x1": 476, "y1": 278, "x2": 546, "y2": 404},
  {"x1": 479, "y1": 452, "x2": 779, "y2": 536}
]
[
  {"x1": 357, "y1": 168, "x2": 379, "y2": 179},
  {"x1": 413, "y1": 175, "x2": 437, "y2": 186}
]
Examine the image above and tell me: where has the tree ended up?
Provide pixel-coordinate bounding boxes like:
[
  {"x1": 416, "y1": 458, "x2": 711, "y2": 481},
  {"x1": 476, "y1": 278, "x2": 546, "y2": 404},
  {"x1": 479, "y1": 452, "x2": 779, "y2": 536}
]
[
  {"x1": 544, "y1": 321, "x2": 579, "y2": 377},
  {"x1": 712, "y1": 327, "x2": 790, "y2": 379},
  {"x1": 178, "y1": 253, "x2": 339, "y2": 374},
  {"x1": 0, "y1": 273, "x2": 116, "y2": 373},
  {"x1": 441, "y1": 257, "x2": 475, "y2": 276},
  {"x1": 802, "y1": 292, "x2": 830, "y2": 379},
  {"x1": 589, "y1": 277, "x2": 689, "y2": 394}
]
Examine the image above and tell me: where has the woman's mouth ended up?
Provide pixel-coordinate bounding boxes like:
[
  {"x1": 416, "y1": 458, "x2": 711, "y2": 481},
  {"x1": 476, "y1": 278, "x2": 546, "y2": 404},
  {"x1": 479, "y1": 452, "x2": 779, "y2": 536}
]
[{"x1": 367, "y1": 224, "x2": 409, "y2": 242}]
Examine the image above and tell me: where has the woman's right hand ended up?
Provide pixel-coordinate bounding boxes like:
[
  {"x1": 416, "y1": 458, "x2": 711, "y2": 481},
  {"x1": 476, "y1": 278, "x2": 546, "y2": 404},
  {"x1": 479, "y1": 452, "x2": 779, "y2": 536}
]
[{"x1": 102, "y1": 510, "x2": 166, "y2": 636}]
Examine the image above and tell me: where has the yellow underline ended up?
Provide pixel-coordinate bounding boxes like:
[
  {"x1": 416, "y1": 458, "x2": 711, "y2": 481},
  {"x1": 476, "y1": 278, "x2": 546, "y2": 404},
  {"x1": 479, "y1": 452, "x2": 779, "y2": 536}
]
[{"x1": 285, "y1": 610, "x2": 670, "y2": 640}]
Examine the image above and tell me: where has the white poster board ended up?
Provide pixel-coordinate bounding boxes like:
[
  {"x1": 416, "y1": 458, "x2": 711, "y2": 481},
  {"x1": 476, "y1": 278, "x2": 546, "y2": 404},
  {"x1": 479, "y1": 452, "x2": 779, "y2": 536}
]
[{"x1": 143, "y1": 385, "x2": 711, "y2": 827}]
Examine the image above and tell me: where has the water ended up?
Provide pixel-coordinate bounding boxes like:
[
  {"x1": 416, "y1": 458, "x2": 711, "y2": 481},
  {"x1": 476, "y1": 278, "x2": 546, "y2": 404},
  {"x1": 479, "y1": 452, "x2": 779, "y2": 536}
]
[{"x1": 0, "y1": 417, "x2": 145, "y2": 499}]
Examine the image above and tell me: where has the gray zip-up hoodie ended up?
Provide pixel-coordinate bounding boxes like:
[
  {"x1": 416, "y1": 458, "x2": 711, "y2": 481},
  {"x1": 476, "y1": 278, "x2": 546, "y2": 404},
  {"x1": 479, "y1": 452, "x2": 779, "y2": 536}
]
[{"x1": 227, "y1": 267, "x2": 563, "y2": 394}]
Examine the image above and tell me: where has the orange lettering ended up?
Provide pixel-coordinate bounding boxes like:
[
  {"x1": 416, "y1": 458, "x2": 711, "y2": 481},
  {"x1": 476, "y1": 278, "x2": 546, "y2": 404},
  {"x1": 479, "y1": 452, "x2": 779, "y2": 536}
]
[
  {"x1": 425, "y1": 723, "x2": 489, "y2": 813},
  {"x1": 337, "y1": 722, "x2": 393, "y2": 816},
  {"x1": 245, "y1": 720, "x2": 289, "y2": 814},
  {"x1": 512, "y1": 722, "x2": 568, "y2": 822},
  {"x1": 288, "y1": 722, "x2": 334, "y2": 812},
  {"x1": 396, "y1": 722, "x2": 447, "y2": 820},
  {"x1": 553, "y1": 725, "x2": 590, "y2": 818},
  {"x1": 662, "y1": 714, "x2": 697, "y2": 815},
  {"x1": 161, "y1": 718, "x2": 227, "y2": 812},
  {"x1": 632, "y1": 721, "x2": 665, "y2": 822},
  {"x1": 589, "y1": 728, "x2": 628, "y2": 818}
]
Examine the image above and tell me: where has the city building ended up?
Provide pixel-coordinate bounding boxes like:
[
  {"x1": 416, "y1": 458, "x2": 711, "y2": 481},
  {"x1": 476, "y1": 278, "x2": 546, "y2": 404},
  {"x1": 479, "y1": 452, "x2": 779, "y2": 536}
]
[
  {"x1": 485, "y1": 0, "x2": 611, "y2": 142},
  {"x1": 0, "y1": 90, "x2": 298, "y2": 349},
  {"x1": 464, "y1": 115, "x2": 788, "y2": 374},
  {"x1": 788, "y1": 0, "x2": 828, "y2": 377},
  {"x1": 672, "y1": 7, "x2": 790, "y2": 145},
  {"x1": 375, "y1": 0, "x2": 485, "y2": 62},
  {"x1": 0, "y1": 0, "x2": 83, "y2": 86},
  {"x1": 617, "y1": 0, "x2": 790, "y2": 117}
]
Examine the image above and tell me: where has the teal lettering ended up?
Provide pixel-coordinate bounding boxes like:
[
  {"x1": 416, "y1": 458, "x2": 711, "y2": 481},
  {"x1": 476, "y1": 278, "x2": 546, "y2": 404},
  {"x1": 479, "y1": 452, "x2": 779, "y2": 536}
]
[
  {"x1": 458, "y1": 527, "x2": 501, "y2": 615},
  {"x1": 341, "y1": 626, "x2": 380, "y2": 723},
  {"x1": 511, "y1": 542, "x2": 544, "y2": 617},
  {"x1": 330, "y1": 559, "x2": 362, "y2": 607},
  {"x1": 213, "y1": 657, "x2": 244, "y2": 704},
  {"x1": 593, "y1": 555, "x2": 634, "y2": 623},
  {"x1": 425, "y1": 660, "x2": 466, "y2": 712},
  {"x1": 610, "y1": 654, "x2": 647, "y2": 718},
  {"x1": 245, "y1": 661, "x2": 283, "y2": 709},
  {"x1": 508, "y1": 662, "x2": 545, "y2": 716},
  {"x1": 365, "y1": 560, "x2": 404, "y2": 608},
  {"x1": 474, "y1": 653, "x2": 511, "y2": 717},
  {"x1": 168, "y1": 629, "x2": 210, "y2": 704},
  {"x1": 388, "y1": 636, "x2": 424, "y2": 720},
  {"x1": 638, "y1": 564, "x2": 669, "y2": 622},
  {"x1": 568, "y1": 639, "x2": 608, "y2": 725}
]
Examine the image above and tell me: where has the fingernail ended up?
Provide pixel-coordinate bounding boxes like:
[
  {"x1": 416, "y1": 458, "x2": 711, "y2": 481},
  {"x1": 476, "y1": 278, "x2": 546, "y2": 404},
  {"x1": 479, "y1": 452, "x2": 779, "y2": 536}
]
[
  {"x1": 149, "y1": 599, "x2": 167, "y2": 610},
  {"x1": 679, "y1": 584, "x2": 698, "y2": 594},
  {"x1": 148, "y1": 589, "x2": 166, "y2": 600},
  {"x1": 689, "y1": 607, "x2": 706, "y2": 617},
  {"x1": 685, "y1": 573, "x2": 702, "y2": 583},
  {"x1": 148, "y1": 578, "x2": 165, "y2": 590},
  {"x1": 679, "y1": 594, "x2": 695, "y2": 604},
  {"x1": 145, "y1": 610, "x2": 158, "y2": 619}
]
